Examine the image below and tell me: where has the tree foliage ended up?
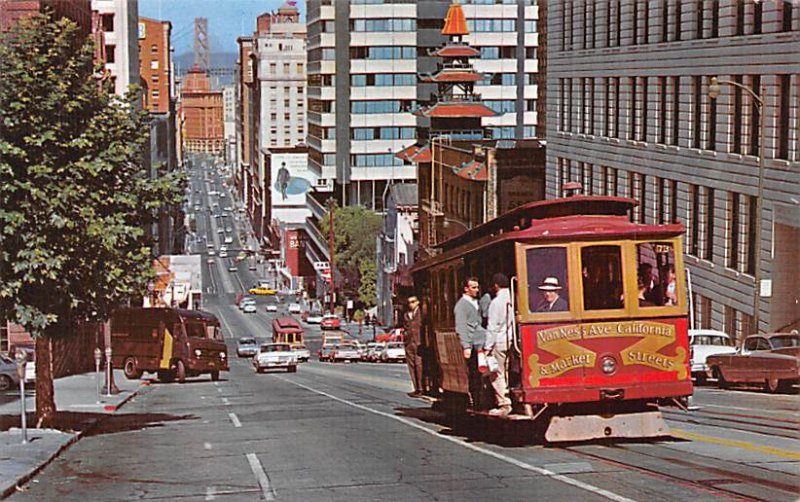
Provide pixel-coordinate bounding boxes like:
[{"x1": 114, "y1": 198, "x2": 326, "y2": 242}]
[
  {"x1": 0, "y1": 14, "x2": 184, "y2": 424},
  {"x1": 320, "y1": 203, "x2": 382, "y2": 307}
]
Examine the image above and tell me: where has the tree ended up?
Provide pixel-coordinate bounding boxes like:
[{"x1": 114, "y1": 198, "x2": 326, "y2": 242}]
[
  {"x1": 320, "y1": 204, "x2": 382, "y2": 307},
  {"x1": 0, "y1": 14, "x2": 184, "y2": 426}
]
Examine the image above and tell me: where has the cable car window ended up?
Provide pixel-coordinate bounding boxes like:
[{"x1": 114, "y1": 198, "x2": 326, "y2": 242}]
[
  {"x1": 636, "y1": 242, "x2": 677, "y2": 307},
  {"x1": 526, "y1": 247, "x2": 569, "y2": 313},
  {"x1": 581, "y1": 245, "x2": 624, "y2": 310}
]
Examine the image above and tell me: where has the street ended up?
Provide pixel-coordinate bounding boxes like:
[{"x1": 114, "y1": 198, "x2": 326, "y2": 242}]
[{"x1": 7, "y1": 158, "x2": 798, "y2": 501}]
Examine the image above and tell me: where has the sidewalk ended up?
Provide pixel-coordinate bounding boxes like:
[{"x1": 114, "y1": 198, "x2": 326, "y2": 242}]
[{"x1": 0, "y1": 370, "x2": 143, "y2": 498}]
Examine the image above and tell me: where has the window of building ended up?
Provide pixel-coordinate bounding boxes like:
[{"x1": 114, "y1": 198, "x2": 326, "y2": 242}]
[
  {"x1": 703, "y1": 187, "x2": 715, "y2": 261},
  {"x1": 749, "y1": 75, "x2": 761, "y2": 156},
  {"x1": 745, "y1": 195, "x2": 757, "y2": 275},
  {"x1": 778, "y1": 74, "x2": 791, "y2": 160},
  {"x1": 736, "y1": 0, "x2": 745, "y2": 35},
  {"x1": 270, "y1": 63, "x2": 276, "y2": 74},
  {"x1": 641, "y1": 76, "x2": 648, "y2": 141},
  {"x1": 661, "y1": 1, "x2": 669, "y2": 42},
  {"x1": 707, "y1": 76, "x2": 717, "y2": 151},
  {"x1": 753, "y1": 0, "x2": 763, "y2": 34},
  {"x1": 152, "y1": 90, "x2": 159, "y2": 99},
  {"x1": 580, "y1": 78, "x2": 587, "y2": 133},
  {"x1": 106, "y1": 44, "x2": 116, "y2": 63},
  {"x1": 692, "y1": 76, "x2": 702, "y2": 149},
  {"x1": 656, "y1": 177, "x2": 666, "y2": 224},
  {"x1": 526, "y1": 99, "x2": 537, "y2": 112},
  {"x1": 782, "y1": 0, "x2": 795, "y2": 32},
  {"x1": 671, "y1": 76, "x2": 680, "y2": 146},
  {"x1": 710, "y1": 0, "x2": 719, "y2": 37},
  {"x1": 606, "y1": 0, "x2": 613, "y2": 47},
  {"x1": 658, "y1": 76, "x2": 667, "y2": 144},
  {"x1": 588, "y1": 78, "x2": 595, "y2": 135},
  {"x1": 629, "y1": 77, "x2": 637, "y2": 140},
  {"x1": 559, "y1": 78, "x2": 566, "y2": 131},
  {"x1": 613, "y1": 77, "x2": 621, "y2": 138},
  {"x1": 674, "y1": 0, "x2": 682, "y2": 41},
  {"x1": 150, "y1": 44, "x2": 158, "y2": 55},
  {"x1": 151, "y1": 74, "x2": 159, "y2": 83},
  {"x1": 695, "y1": 0, "x2": 704, "y2": 39},
  {"x1": 604, "y1": 77, "x2": 611, "y2": 136},
  {"x1": 732, "y1": 75, "x2": 743, "y2": 154},
  {"x1": 284, "y1": 63, "x2": 290, "y2": 74},
  {"x1": 688, "y1": 184, "x2": 700, "y2": 256},
  {"x1": 728, "y1": 192, "x2": 741, "y2": 270},
  {"x1": 102, "y1": 13, "x2": 114, "y2": 32},
  {"x1": 632, "y1": 0, "x2": 639, "y2": 45},
  {"x1": 615, "y1": 0, "x2": 622, "y2": 46},
  {"x1": 643, "y1": 0, "x2": 650, "y2": 43}
]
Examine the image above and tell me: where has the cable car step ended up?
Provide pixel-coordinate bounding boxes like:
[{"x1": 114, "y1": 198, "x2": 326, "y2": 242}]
[{"x1": 545, "y1": 410, "x2": 670, "y2": 442}]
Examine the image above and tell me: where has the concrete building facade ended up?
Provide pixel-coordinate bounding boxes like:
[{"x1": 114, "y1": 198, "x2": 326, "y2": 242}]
[
  {"x1": 92, "y1": 0, "x2": 139, "y2": 97},
  {"x1": 546, "y1": 1, "x2": 800, "y2": 339},
  {"x1": 254, "y1": 3, "x2": 307, "y2": 150}
]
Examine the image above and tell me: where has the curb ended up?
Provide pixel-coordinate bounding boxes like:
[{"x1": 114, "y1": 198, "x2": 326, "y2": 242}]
[{"x1": 0, "y1": 383, "x2": 146, "y2": 500}]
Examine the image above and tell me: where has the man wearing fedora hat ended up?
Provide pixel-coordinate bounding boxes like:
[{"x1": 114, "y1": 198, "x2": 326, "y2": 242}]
[{"x1": 535, "y1": 277, "x2": 568, "y2": 312}]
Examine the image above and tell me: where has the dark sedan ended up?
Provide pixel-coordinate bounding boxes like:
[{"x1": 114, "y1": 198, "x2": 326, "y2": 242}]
[{"x1": 707, "y1": 333, "x2": 800, "y2": 393}]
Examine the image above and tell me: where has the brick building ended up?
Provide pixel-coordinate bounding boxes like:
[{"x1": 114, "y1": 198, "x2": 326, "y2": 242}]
[{"x1": 180, "y1": 66, "x2": 224, "y2": 154}]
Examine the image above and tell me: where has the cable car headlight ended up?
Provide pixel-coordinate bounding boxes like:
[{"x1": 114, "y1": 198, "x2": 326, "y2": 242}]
[
  {"x1": 601, "y1": 356, "x2": 617, "y2": 375},
  {"x1": 194, "y1": 349, "x2": 202, "y2": 357}
]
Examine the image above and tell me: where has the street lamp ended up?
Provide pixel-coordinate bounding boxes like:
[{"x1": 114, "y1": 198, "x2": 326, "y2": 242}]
[
  {"x1": 708, "y1": 76, "x2": 765, "y2": 334},
  {"x1": 442, "y1": 217, "x2": 471, "y2": 233}
]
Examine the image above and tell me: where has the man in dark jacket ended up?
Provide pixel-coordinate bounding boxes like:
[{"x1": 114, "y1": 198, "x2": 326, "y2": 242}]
[{"x1": 403, "y1": 296, "x2": 424, "y2": 397}]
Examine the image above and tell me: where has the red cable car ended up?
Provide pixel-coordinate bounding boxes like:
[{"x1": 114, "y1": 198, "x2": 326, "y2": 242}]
[{"x1": 410, "y1": 194, "x2": 692, "y2": 442}]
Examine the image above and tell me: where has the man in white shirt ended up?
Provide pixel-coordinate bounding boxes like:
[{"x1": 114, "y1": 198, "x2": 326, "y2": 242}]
[{"x1": 484, "y1": 273, "x2": 513, "y2": 416}]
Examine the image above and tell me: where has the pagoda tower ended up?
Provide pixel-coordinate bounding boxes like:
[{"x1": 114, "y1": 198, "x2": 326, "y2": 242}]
[{"x1": 395, "y1": 2, "x2": 499, "y2": 256}]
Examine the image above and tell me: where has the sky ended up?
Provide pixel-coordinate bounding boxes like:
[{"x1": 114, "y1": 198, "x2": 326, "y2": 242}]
[{"x1": 140, "y1": 0, "x2": 306, "y2": 55}]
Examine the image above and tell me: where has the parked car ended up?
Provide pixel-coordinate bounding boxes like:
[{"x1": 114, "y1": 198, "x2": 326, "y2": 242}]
[
  {"x1": 288, "y1": 303, "x2": 302, "y2": 315},
  {"x1": 363, "y1": 342, "x2": 380, "y2": 362},
  {"x1": 380, "y1": 342, "x2": 406, "y2": 363},
  {"x1": 242, "y1": 302, "x2": 256, "y2": 313},
  {"x1": 219, "y1": 250, "x2": 228, "y2": 258},
  {"x1": 224, "y1": 236, "x2": 233, "y2": 244},
  {"x1": 318, "y1": 344, "x2": 337, "y2": 362},
  {"x1": 292, "y1": 345, "x2": 311, "y2": 362},
  {"x1": 331, "y1": 343, "x2": 361, "y2": 363},
  {"x1": 265, "y1": 304, "x2": 278, "y2": 313},
  {"x1": 306, "y1": 312, "x2": 323, "y2": 324},
  {"x1": 249, "y1": 286, "x2": 277, "y2": 296},
  {"x1": 707, "y1": 332, "x2": 800, "y2": 393},
  {"x1": 321, "y1": 314, "x2": 341, "y2": 330},
  {"x1": 0, "y1": 355, "x2": 21, "y2": 391},
  {"x1": 237, "y1": 337, "x2": 259, "y2": 357},
  {"x1": 253, "y1": 343, "x2": 297, "y2": 373},
  {"x1": 239, "y1": 298, "x2": 256, "y2": 311},
  {"x1": 688, "y1": 329, "x2": 738, "y2": 384}
]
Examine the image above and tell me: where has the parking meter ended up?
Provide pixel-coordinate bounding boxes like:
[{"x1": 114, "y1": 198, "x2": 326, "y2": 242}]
[
  {"x1": 104, "y1": 347, "x2": 112, "y2": 397},
  {"x1": 94, "y1": 348, "x2": 102, "y2": 402},
  {"x1": 14, "y1": 349, "x2": 28, "y2": 444}
]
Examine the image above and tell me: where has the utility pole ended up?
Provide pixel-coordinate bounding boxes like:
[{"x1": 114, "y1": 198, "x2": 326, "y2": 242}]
[{"x1": 327, "y1": 198, "x2": 336, "y2": 314}]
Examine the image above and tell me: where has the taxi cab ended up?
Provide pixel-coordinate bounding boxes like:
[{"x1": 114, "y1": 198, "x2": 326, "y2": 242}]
[{"x1": 249, "y1": 286, "x2": 277, "y2": 295}]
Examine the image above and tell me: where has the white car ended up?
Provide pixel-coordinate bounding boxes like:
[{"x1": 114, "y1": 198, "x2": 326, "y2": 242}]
[
  {"x1": 380, "y1": 342, "x2": 406, "y2": 363},
  {"x1": 219, "y1": 250, "x2": 228, "y2": 258},
  {"x1": 332, "y1": 343, "x2": 361, "y2": 363},
  {"x1": 224, "y1": 236, "x2": 233, "y2": 244},
  {"x1": 306, "y1": 313, "x2": 323, "y2": 324},
  {"x1": 253, "y1": 343, "x2": 297, "y2": 373},
  {"x1": 239, "y1": 298, "x2": 256, "y2": 311},
  {"x1": 689, "y1": 329, "x2": 738, "y2": 384},
  {"x1": 292, "y1": 345, "x2": 311, "y2": 362},
  {"x1": 242, "y1": 302, "x2": 256, "y2": 313},
  {"x1": 265, "y1": 304, "x2": 278, "y2": 313},
  {"x1": 288, "y1": 303, "x2": 302, "y2": 314}
]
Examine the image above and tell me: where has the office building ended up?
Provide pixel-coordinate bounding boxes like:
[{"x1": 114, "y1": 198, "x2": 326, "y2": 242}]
[{"x1": 546, "y1": 1, "x2": 800, "y2": 338}]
